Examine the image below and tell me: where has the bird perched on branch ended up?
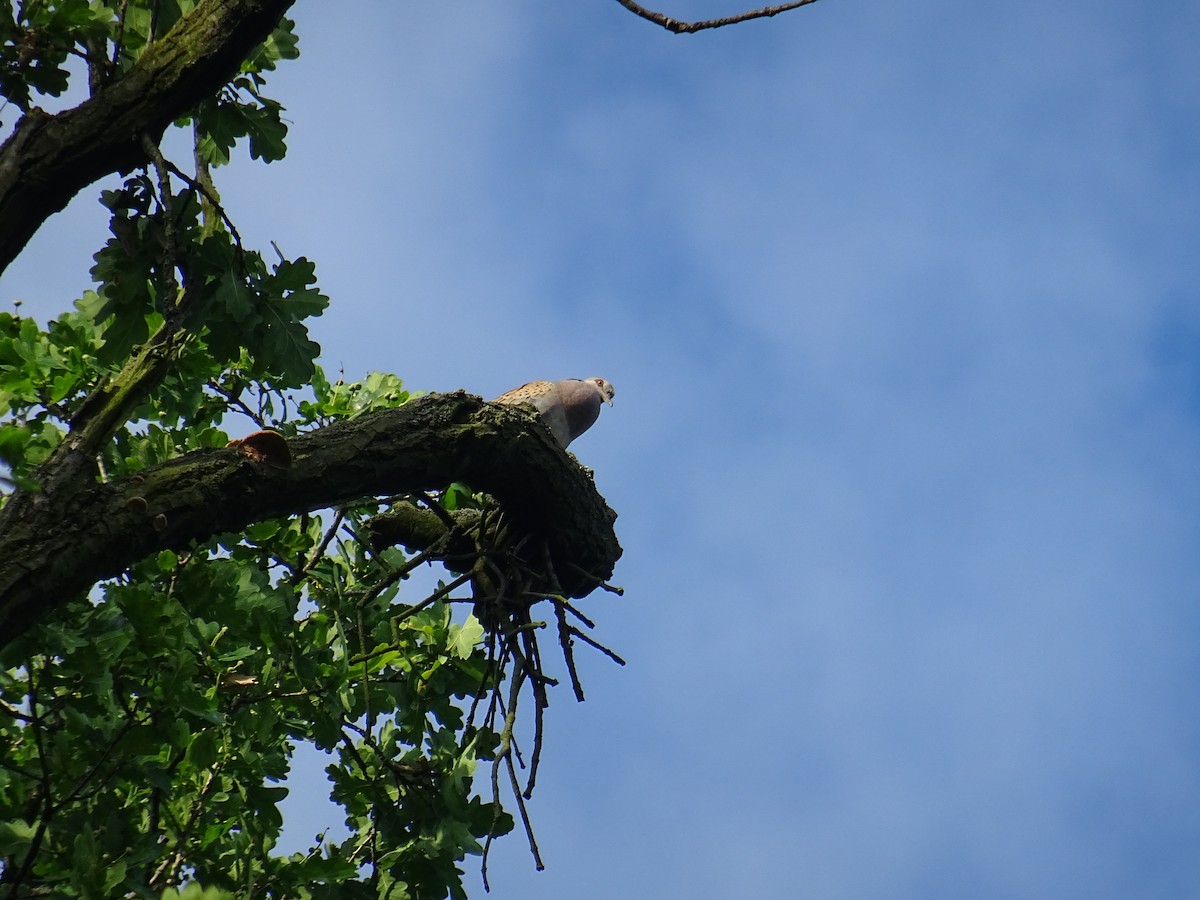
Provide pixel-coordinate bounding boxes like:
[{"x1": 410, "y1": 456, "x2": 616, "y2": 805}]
[{"x1": 493, "y1": 377, "x2": 615, "y2": 448}]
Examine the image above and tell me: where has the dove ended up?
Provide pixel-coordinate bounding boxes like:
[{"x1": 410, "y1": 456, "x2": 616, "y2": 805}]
[{"x1": 493, "y1": 377, "x2": 615, "y2": 448}]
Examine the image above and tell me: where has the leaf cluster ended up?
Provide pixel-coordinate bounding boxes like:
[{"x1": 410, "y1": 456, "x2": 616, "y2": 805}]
[
  {"x1": 1, "y1": 0, "x2": 296, "y2": 165},
  {"x1": 0, "y1": 0, "x2": 111, "y2": 110},
  {"x1": 0, "y1": 502, "x2": 511, "y2": 898}
]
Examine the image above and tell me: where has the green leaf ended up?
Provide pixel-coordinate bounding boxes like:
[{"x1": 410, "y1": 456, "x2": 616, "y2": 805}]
[
  {"x1": 186, "y1": 729, "x2": 220, "y2": 770},
  {"x1": 244, "y1": 99, "x2": 288, "y2": 162},
  {"x1": 102, "y1": 859, "x2": 128, "y2": 893},
  {"x1": 214, "y1": 268, "x2": 257, "y2": 323},
  {"x1": 193, "y1": 98, "x2": 245, "y2": 166},
  {"x1": 0, "y1": 818, "x2": 36, "y2": 855},
  {"x1": 244, "y1": 17, "x2": 300, "y2": 74},
  {"x1": 0, "y1": 424, "x2": 31, "y2": 467},
  {"x1": 449, "y1": 615, "x2": 484, "y2": 660}
]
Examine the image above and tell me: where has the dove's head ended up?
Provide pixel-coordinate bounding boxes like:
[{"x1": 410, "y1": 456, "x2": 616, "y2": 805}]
[{"x1": 588, "y1": 377, "x2": 615, "y2": 406}]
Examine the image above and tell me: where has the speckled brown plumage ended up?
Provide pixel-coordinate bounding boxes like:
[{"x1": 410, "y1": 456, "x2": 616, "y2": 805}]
[{"x1": 493, "y1": 377, "x2": 615, "y2": 448}]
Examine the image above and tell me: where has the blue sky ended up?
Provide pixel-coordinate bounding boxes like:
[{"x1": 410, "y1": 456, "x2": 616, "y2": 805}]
[{"x1": 4, "y1": 0, "x2": 1200, "y2": 897}]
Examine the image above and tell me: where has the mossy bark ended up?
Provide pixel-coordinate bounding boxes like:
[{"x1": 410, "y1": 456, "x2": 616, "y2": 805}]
[
  {"x1": 0, "y1": 0, "x2": 295, "y2": 275},
  {"x1": 0, "y1": 393, "x2": 622, "y2": 648}
]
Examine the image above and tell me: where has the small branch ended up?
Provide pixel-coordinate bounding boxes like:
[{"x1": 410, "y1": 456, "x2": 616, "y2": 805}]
[
  {"x1": 83, "y1": 37, "x2": 107, "y2": 93},
  {"x1": 293, "y1": 508, "x2": 343, "y2": 581},
  {"x1": 566, "y1": 626, "x2": 627, "y2": 667},
  {"x1": 555, "y1": 601, "x2": 586, "y2": 703},
  {"x1": 388, "y1": 571, "x2": 474, "y2": 630},
  {"x1": 0, "y1": 395, "x2": 623, "y2": 653},
  {"x1": 611, "y1": 0, "x2": 821, "y2": 33},
  {"x1": 506, "y1": 750, "x2": 544, "y2": 871},
  {"x1": 111, "y1": 0, "x2": 132, "y2": 76},
  {"x1": 206, "y1": 376, "x2": 266, "y2": 428},
  {"x1": 148, "y1": 0, "x2": 161, "y2": 43},
  {"x1": 566, "y1": 561, "x2": 625, "y2": 596},
  {"x1": 139, "y1": 133, "x2": 181, "y2": 317},
  {"x1": 167, "y1": 157, "x2": 245, "y2": 251}
]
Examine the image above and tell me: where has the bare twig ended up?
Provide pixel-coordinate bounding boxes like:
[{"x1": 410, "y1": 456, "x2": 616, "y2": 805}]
[
  {"x1": 565, "y1": 561, "x2": 625, "y2": 595},
  {"x1": 293, "y1": 508, "x2": 343, "y2": 581},
  {"x1": 206, "y1": 376, "x2": 265, "y2": 427},
  {"x1": 139, "y1": 133, "x2": 181, "y2": 318},
  {"x1": 167, "y1": 157, "x2": 245, "y2": 251},
  {"x1": 553, "y1": 595, "x2": 597, "y2": 630},
  {"x1": 388, "y1": 571, "x2": 474, "y2": 631},
  {"x1": 567, "y1": 626, "x2": 627, "y2": 667},
  {"x1": 498, "y1": 665, "x2": 545, "y2": 871},
  {"x1": 611, "y1": 0, "x2": 821, "y2": 33},
  {"x1": 554, "y1": 601, "x2": 587, "y2": 702},
  {"x1": 111, "y1": 0, "x2": 132, "y2": 75}
]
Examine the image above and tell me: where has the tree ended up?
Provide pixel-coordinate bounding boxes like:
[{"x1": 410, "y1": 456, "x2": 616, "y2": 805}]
[{"x1": 0, "y1": 1, "x2": 813, "y2": 896}]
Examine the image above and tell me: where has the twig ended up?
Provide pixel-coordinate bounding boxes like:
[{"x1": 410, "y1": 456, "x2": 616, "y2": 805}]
[
  {"x1": 555, "y1": 601, "x2": 586, "y2": 702},
  {"x1": 148, "y1": 756, "x2": 223, "y2": 888},
  {"x1": 292, "y1": 508, "x2": 343, "y2": 582},
  {"x1": 540, "y1": 542, "x2": 588, "y2": 701},
  {"x1": 53, "y1": 712, "x2": 142, "y2": 811},
  {"x1": 139, "y1": 133, "x2": 181, "y2": 319},
  {"x1": 0, "y1": 696, "x2": 31, "y2": 722},
  {"x1": 388, "y1": 571, "x2": 474, "y2": 629},
  {"x1": 552, "y1": 595, "x2": 597, "y2": 630},
  {"x1": 611, "y1": 0, "x2": 821, "y2": 33},
  {"x1": 506, "y1": 752, "x2": 544, "y2": 870},
  {"x1": 567, "y1": 626, "x2": 627, "y2": 667},
  {"x1": 467, "y1": 627, "x2": 503, "y2": 729},
  {"x1": 495, "y1": 665, "x2": 545, "y2": 871},
  {"x1": 111, "y1": 0, "x2": 132, "y2": 75},
  {"x1": 354, "y1": 540, "x2": 446, "y2": 604},
  {"x1": 166, "y1": 157, "x2": 245, "y2": 252},
  {"x1": 206, "y1": 375, "x2": 265, "y2": 428},
  {"x1": 515, "y1": 611, "x2": 549, "y2": 798},
  {"x1": 565, "y1": 561, "x2": 625, "y2": 595}
]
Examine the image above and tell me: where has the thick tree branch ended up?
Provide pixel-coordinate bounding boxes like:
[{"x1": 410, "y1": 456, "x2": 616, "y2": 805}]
[
  {"x1": 0, "y1": 0, "x2": 294, "y2": 276},
  {"x1": 0, "y1": 393, "x2": 622, "y2": 649},
  {"x1": 363, "y1": 503, "x2": 485, "y2": 562},
  {"x1": 611, "y1": 0, "x2": 821, "y2": 33}
]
